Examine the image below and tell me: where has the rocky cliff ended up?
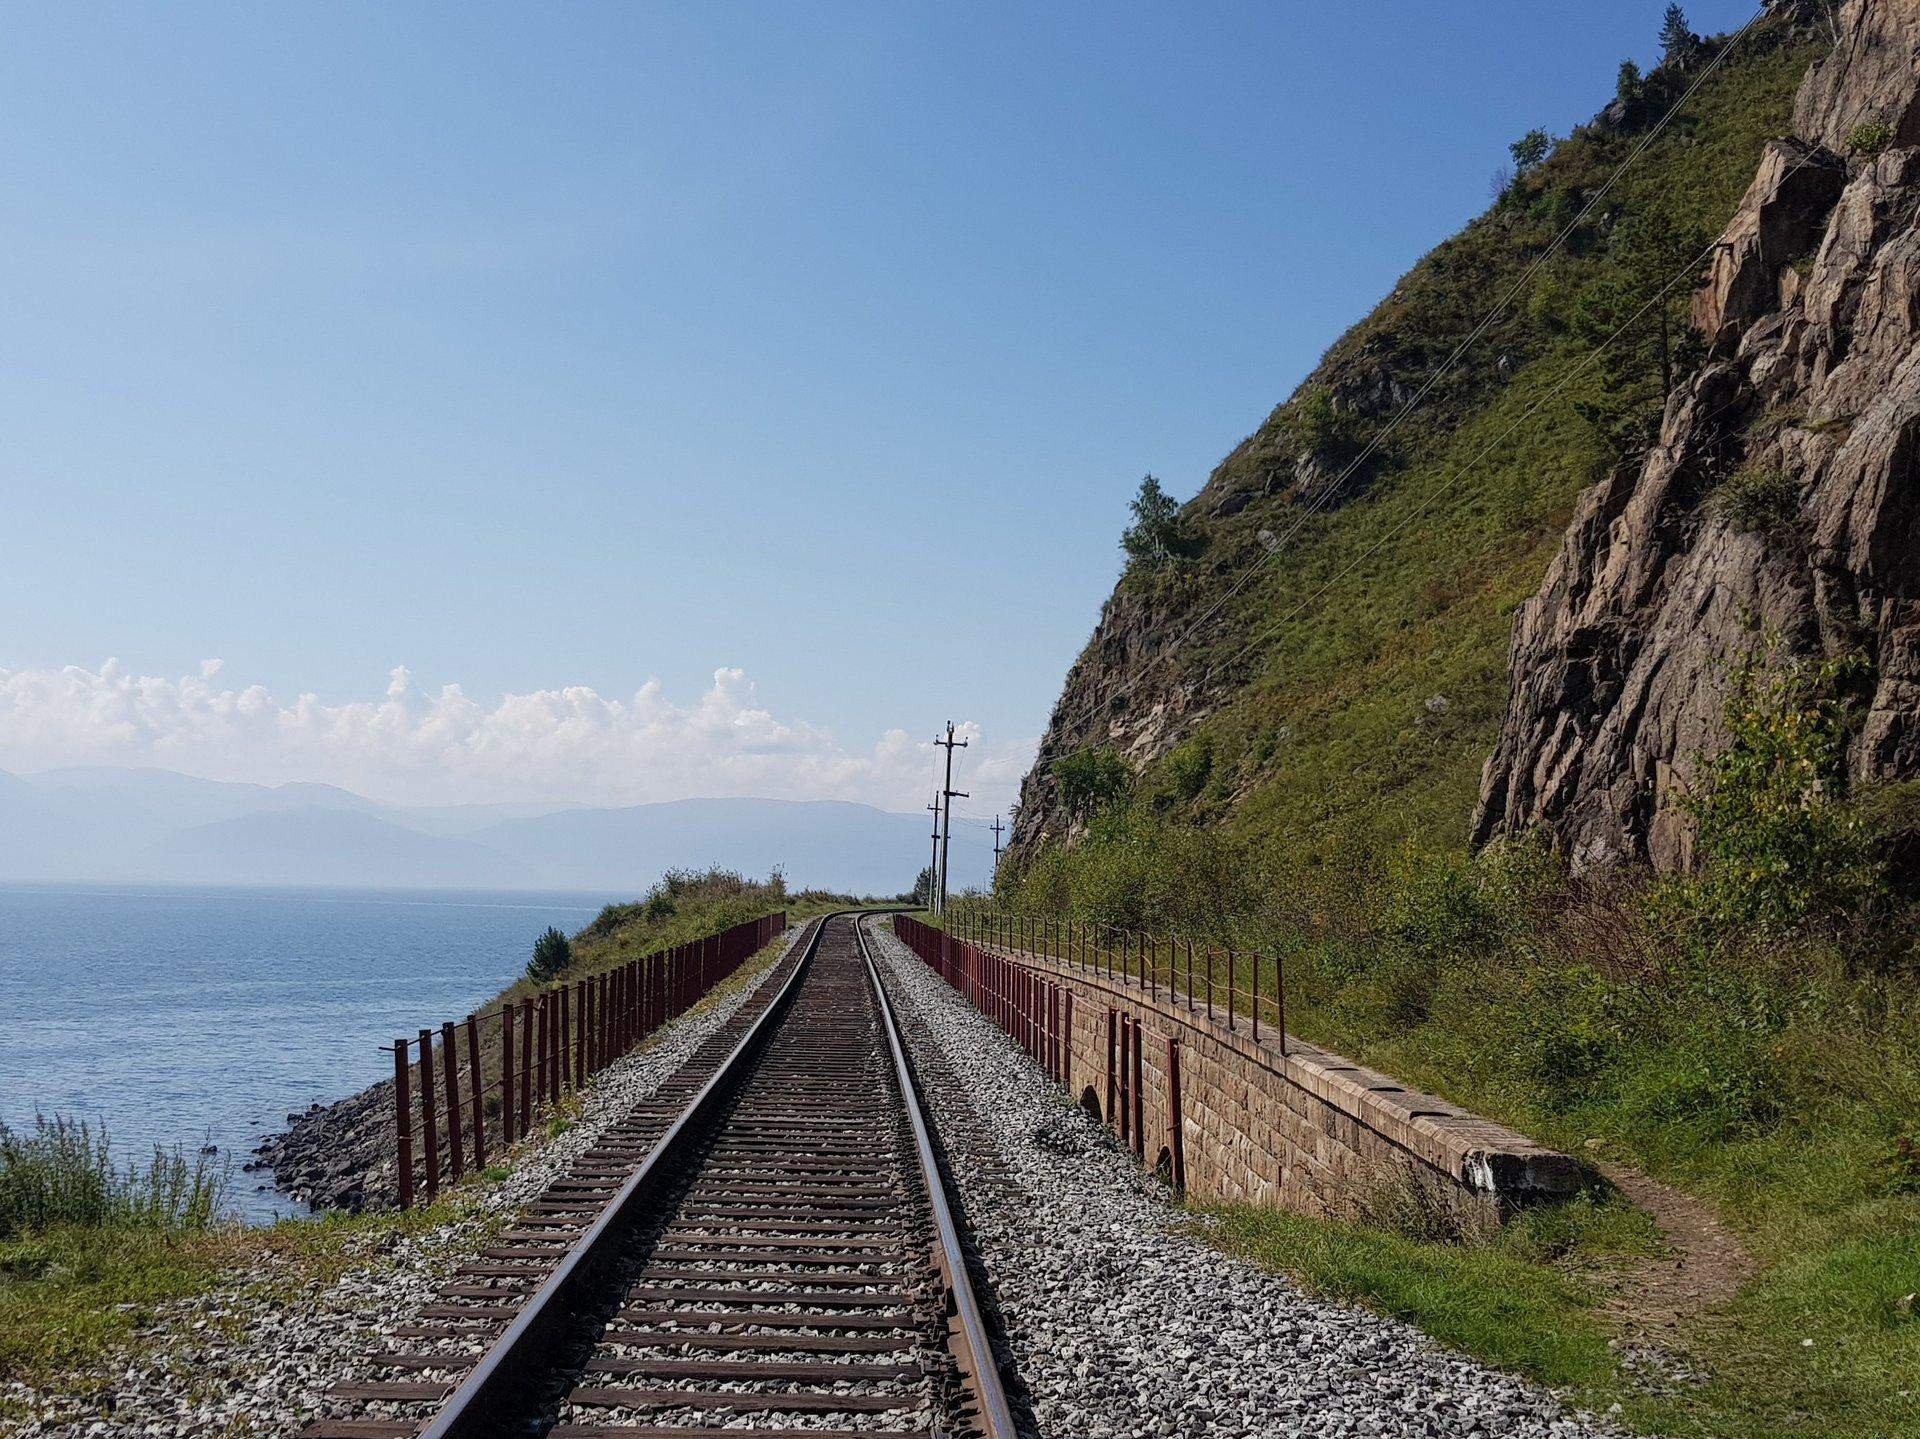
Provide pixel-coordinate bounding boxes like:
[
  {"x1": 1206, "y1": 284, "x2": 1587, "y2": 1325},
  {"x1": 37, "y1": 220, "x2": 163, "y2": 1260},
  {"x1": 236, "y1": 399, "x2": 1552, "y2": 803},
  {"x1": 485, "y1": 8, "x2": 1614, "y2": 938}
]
[{"x1": 1475, "y1": 0, "x2": 1920, "y2": 870}]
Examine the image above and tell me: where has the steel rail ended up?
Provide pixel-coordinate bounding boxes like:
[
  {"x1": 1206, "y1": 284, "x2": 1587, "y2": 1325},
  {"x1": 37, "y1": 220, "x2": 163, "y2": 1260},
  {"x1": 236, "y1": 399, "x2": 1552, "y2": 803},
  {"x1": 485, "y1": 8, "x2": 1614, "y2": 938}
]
[
  {"x1": 856, "y1": 913, "x2": 1020, "y2": 1439},
  {"x1": 413, "y1": 913, "x2": 830, "y2": 1439}
]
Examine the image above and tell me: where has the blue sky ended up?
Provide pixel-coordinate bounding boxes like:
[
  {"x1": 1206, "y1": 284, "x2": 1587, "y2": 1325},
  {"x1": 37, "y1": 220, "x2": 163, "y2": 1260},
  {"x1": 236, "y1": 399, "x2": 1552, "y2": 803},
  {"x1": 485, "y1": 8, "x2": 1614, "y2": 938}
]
[{"x1": 0, "y1": 2, "x2": 1758, "y2": 817}]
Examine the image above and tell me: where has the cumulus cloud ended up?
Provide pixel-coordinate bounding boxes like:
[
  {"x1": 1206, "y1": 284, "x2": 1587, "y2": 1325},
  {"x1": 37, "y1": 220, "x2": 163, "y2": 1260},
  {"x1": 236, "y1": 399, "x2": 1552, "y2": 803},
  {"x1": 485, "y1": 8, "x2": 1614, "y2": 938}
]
[{"x1": 0, "y1": 659, "x2": 1034, "y2": 815}]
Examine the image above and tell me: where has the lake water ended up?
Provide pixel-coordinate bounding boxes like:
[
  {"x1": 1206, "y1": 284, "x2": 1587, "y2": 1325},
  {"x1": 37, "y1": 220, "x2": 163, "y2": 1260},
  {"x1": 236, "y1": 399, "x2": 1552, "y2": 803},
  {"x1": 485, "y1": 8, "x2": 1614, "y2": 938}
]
[{"x1": 0, "y1": 882, "x2": 624, "y2": 1222}]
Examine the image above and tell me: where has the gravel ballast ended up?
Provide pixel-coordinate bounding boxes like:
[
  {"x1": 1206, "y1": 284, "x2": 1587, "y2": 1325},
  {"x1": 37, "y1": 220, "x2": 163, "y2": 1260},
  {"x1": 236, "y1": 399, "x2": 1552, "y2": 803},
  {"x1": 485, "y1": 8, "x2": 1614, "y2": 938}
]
[
  {"x1": 862, "y1": 916, "x2": 1623, "y2": 1439},
  {"x1": 3, "y1": 927, "x2": 808, "y2": 1438}
]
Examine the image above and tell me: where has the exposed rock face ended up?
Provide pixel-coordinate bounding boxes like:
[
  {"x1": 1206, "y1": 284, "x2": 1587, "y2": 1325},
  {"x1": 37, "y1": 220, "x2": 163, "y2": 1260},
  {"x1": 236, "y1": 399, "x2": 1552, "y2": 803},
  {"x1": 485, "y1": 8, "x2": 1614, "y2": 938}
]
[
  {"x1": 1011, "y1": 581, "x2": 1210, "y2": 852},
  {"x1": 1475, "y1": 0, "x2": 1920, "y2": 870}
]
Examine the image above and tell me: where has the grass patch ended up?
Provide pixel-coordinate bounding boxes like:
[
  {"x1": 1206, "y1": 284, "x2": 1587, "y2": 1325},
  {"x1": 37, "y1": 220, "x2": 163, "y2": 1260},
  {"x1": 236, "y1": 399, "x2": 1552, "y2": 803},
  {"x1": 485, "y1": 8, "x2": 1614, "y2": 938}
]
[
  {"x1": 0, "y1": 1201, "x2": 459, "y2": 1395},
  {"x1": 1199, "y1": 1198, "x2": 1637, "y2": 1389}
]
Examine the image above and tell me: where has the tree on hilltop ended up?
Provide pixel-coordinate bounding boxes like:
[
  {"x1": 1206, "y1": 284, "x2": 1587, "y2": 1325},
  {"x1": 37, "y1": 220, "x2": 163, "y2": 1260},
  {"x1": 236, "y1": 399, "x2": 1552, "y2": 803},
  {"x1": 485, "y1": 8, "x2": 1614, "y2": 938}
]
[
  {"x1": 1616, "y1": 59, "x2": 1644, "y2": 109},
  {"x1": 1660, "y1": 5, "x2": 1699, "y2": 67},
  {"x1": 1120, "y1": 474, "x2": 1195, "y2": 568},
  {"x1": 1509, "y1": 128, "x2": 1553, "y2": 173}
]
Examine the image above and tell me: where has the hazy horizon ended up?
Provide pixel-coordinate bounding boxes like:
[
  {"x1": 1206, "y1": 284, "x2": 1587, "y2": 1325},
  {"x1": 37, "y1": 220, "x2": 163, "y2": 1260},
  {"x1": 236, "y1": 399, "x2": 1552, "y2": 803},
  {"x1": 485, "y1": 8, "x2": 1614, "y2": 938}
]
[{"x1": 0, "y1": 764, "x2": 992, "y2": 894}]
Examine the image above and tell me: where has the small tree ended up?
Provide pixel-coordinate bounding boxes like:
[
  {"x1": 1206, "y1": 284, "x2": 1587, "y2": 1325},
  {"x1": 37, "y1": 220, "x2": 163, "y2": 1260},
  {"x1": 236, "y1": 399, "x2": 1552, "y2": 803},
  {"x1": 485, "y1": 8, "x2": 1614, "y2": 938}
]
[
  {"x1": 1509, "y1": 128, "x2": 1553, "y2": 173},
  {"x1": 1660, "y1": 5, "x2": 1698, "y2": 68},
  {"x1": 528, "y1": 925, "x2": 573, "y2": 981},
  {"x1": 910, "y1": 866, "x2": 935, "y2": 906},
  {"x1": 1120, "y1": 474, "x2": 1192, "y2": 568},
  {"x1": 1616, "y1": 59, "x2": 1644, "y2": 109},
  {"x1": 1053, "y1": 748, "x2": 1134, "y2": 824},
  {"x1": 1569, "y1": 203, "x2": 1709, "y2": 444}
]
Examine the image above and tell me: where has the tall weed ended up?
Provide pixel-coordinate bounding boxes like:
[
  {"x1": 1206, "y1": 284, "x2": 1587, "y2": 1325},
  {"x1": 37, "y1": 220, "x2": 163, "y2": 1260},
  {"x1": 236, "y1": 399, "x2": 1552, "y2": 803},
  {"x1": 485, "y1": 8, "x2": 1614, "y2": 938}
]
[{"x1": 0, "y1": 1116, "x2": 227, "y2": 1239}]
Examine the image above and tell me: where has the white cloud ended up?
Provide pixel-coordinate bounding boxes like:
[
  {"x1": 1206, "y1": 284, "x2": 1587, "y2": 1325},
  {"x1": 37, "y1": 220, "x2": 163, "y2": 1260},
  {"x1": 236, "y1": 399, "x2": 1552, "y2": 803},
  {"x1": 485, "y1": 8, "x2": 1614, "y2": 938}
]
[{"x1": 0, "y1": 659, "x2": 1034, "y2": 815}]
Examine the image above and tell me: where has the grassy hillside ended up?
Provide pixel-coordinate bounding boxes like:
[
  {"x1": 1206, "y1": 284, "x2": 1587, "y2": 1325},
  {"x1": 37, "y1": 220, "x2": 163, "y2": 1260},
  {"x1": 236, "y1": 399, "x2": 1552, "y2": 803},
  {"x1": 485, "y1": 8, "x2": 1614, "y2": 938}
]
[{"x1": 1017, "y1": 16, "x2": 1818, "y2": 886}]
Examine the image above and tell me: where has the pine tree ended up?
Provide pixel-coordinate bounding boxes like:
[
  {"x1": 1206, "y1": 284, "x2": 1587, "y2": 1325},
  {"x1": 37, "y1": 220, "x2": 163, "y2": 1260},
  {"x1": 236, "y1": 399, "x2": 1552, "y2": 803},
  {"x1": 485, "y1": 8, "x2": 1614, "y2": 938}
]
[
  {"x1": 1570, "y1": 205, "x2": 1709, "y2": 445},
  {"x1": 1660, "y1": 5, "x2": 1698, "y2": 68},
  {"x1": 1616, "y1": 59, "x2": 1643, "y2": 109},
  {"x1": 527, "y1": 925, "x2": 573, "y2": 981}
]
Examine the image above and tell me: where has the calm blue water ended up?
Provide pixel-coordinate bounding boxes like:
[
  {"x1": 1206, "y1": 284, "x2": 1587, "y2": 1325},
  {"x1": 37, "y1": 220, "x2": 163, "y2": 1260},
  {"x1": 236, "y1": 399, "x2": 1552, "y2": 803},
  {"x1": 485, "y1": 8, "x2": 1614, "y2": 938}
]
[{"x1": 0, "y1": 883, "x2": 623, "y2": 1222}]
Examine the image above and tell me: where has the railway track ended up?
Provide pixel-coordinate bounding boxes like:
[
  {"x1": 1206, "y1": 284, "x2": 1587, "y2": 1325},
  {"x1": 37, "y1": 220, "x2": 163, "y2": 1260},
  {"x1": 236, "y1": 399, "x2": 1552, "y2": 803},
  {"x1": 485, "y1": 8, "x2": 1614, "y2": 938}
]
[{"x1": 306, "y1": 912, "x2": 1018, "y2": 1439}]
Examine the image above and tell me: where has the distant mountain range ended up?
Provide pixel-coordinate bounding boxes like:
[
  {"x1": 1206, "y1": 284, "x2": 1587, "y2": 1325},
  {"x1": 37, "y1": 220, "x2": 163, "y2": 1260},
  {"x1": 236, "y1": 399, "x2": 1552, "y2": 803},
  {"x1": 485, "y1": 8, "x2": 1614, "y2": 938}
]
[{"x1": 0, "y1": 766, "x2": 986, "y2": 895}]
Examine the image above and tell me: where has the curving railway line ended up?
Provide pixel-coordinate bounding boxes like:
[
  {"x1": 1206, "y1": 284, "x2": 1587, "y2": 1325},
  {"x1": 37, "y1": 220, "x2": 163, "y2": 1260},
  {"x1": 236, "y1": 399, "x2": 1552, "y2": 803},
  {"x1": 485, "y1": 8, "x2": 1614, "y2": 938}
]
[{"x1": 305, "y1": 912, "x2": 1019, "y2": 1439}]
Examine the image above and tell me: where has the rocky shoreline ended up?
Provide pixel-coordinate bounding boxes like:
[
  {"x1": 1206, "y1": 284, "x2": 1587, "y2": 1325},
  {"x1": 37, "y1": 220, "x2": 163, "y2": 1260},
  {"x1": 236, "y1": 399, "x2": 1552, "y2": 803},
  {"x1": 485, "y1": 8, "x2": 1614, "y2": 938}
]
[{"x1": 250, "y1": 1077, "x2": 400, "y2": 1215}]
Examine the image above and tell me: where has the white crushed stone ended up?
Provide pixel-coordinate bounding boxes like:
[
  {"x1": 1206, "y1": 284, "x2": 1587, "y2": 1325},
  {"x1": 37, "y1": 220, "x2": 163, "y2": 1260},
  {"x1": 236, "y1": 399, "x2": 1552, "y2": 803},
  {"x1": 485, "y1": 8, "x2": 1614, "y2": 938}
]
[
  {"x1": 3, "y1": 927, "x2": 808, "y2": 1438},
  {"x1": 863, "y1": 917, "x2": 1627, "y2": 1439}
]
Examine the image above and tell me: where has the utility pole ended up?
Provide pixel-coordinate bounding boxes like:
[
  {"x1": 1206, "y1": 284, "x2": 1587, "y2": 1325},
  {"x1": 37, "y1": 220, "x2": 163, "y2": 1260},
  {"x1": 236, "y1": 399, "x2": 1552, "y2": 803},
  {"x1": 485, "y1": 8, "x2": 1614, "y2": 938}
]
[
  {"x1": 935, "y1": 720, "x2": 969, "y2": 914},
  {"x1": 925, "y1": 794, "x2": 941, "y2": 910},
  {"x1": 991, "y1": 815, "x2": 1004, "y2": 867}
]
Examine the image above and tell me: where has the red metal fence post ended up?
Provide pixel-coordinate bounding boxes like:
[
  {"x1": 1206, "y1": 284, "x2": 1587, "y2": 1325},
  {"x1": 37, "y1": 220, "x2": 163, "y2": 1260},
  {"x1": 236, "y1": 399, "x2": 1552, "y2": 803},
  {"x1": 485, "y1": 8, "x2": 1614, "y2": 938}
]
[
  {"x1": 418, "y1": 1026, "x2": 440, "y2": 1203},
  {"x1": 466, "y1": 1013, "x2": 486, "y2": 1170},
  {"x1": 1166, "y1": 1035, "x2": 1187, "y2": 1194},
  {"x1": 577, "y1": 979, "x2": 590, "y2": 1078},
  {"x1": 442, "y1": 1020, "x2": 465, "y2": 1182},
  {"x1": 520, "y1": 995, "x2": 534, "y2": 1122},
  {"x1": 1106, "y1": 1008, "x2": 1118, "y2": 1135},
  {"x1": 393, "y1": 1037, "x2": 414, "y2": 1210},
  {"x1": 536, "y1": 993, "x2": 550, "y2": 1107},
  {"x1": 1277, "y1": 952, "x2": 1287, "y2": 1056},
  {"x1": 1121, "y1": 1006, "x2": 1136, "y2": 1152}
]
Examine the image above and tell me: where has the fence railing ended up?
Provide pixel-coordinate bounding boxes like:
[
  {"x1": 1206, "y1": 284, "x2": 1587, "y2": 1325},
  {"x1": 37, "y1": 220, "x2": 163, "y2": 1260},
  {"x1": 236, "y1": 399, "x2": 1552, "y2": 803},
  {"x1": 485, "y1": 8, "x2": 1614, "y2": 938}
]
[
  {"x1": 387, "y1": 910, "x2": 786, "y2": 1208},
  {"x1": 894, "y1": 912, "x2": 1189, "y2": 1187},
  {"x1": 893, "y1": 914, "x2": 1075, "y2": 1085},
  {"x1": 935, "y1": 904, "x2": 1287, "y2": 1053}
]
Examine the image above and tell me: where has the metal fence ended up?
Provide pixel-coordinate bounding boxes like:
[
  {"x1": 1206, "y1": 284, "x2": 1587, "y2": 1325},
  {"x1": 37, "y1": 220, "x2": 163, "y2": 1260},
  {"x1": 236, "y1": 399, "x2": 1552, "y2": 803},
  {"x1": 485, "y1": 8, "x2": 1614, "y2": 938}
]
[
  {"x1": 935, "y1": 904, "x2": 1287, "y2": 1052},
  {"x1": 893, "y1": 912, "x2": 1190, "y2": 1190},
  {"x1": 387, "y1": 910, "x2": 786, "y2": 1208},
  {"x1": 893, "y1": 913, "x2": 1075, "y2": 1084}
]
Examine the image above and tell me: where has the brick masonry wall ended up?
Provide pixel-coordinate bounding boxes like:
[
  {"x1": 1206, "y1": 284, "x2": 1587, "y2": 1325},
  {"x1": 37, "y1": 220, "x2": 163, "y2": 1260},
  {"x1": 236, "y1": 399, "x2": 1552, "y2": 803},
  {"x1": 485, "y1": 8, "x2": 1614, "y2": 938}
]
[{"x1": 892, "y1": 918, "x2": 1579, "y2": 1218}]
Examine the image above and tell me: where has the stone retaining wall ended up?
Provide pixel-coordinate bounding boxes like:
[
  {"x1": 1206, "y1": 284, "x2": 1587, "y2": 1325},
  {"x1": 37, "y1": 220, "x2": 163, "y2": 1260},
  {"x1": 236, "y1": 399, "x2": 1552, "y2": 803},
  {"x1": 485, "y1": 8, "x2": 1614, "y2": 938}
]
[{"x1": 892, "y1": 918, "x2": 1579, "y2": 1219}]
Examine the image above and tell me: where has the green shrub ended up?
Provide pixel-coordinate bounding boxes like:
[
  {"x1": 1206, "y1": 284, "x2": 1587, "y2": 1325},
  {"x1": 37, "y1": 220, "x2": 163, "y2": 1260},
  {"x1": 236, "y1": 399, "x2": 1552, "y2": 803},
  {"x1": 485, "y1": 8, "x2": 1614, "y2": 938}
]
[
  {"x1": 0, "y1": 1117, "x2": 225, "y2": 1239},
  {"x1": 1883, "y1": 1134, "x2": 1920, "y2": 1195},
  {"x1": 1164, "y1": 734, "x2": 1215, "y2": 802},
  {"x1": 1619, "y1": 1031, "x2": 1781, "y2": 1138},
  {"x1": 1847, "y1": 121, "x2": 1894, "y2": 157},
  {"x1": 1511, "y1": 967, "x2": 1622, "y2": 1113},
  {"x1": 1658, "y1": 644, "x2": 1879, "y2": 938},
  {"x1": 1052, "y1": 748, "x2": 1134, "y2": 824},
  {"x1": 1378, "y1": 848, "x2": 1504, "y2": 960},
  {"x1": 527, "y1": 925, "x2": 573, "y2": 981},
  {"x1": 1717, "y1": 465, "x2": 1800, "y2": 533}
]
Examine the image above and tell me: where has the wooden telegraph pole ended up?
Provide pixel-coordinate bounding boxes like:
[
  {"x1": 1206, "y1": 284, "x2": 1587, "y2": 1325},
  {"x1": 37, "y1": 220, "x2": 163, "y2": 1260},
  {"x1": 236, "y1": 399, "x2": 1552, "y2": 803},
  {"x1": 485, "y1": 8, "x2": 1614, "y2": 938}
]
[{"x1": 935, "y1": 720, "x2": 968, "y2": 914}]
